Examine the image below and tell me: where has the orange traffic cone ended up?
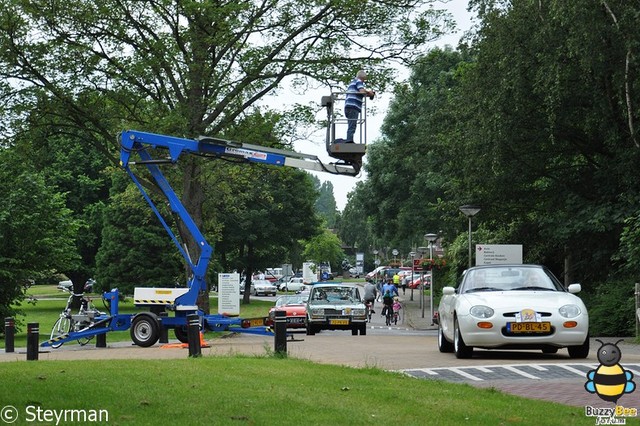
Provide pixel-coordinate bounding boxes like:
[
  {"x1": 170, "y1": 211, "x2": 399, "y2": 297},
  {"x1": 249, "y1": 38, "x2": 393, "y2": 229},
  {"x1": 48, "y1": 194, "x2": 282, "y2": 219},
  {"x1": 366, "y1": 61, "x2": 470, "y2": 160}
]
[
  {"x1": 160, "y1": 332, "x2": 209, "y2": 349},
  {"x1": 199, "y1": 332, "x2": 210, "y2": 348}
]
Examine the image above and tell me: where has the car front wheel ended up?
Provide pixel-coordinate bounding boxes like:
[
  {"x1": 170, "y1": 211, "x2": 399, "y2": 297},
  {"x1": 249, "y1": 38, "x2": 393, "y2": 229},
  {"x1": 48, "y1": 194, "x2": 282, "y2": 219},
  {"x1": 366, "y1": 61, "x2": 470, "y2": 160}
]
[
  {"x1": 438, "y1": 321, "x2": 454, "y2": 353},
  {"x1": 454, "y1": 317, "x2": 473, "y2": 359},
  {"x1": 568, "y1": 334, "x2": 590, "y2": 359},
  {"x1": 306, "y1": 323, "x2": 315, "y2": 335}
]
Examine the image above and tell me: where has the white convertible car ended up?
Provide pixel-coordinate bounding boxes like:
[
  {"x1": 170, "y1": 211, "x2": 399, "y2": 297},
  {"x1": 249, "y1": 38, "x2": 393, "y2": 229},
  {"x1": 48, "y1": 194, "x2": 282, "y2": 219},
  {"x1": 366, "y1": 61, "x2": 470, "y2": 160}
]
[{"x1": 437, "y1": 264, "x2": 589, "y2": 359}]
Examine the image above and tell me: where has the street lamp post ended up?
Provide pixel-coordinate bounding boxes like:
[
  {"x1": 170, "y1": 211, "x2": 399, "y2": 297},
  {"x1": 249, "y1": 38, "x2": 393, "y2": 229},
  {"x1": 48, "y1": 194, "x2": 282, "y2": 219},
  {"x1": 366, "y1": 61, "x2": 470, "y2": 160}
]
[
  {"x1": 409, "y1": 251, "x2": 416, "y2": 301},
  {"x1": 459, "y1": 205, "x2": 481, "y2": 268},
  {"x1": 392, "y1": 249, "x2": 398, "y2": 266},
  {"x1": 373, "y1": 250, "x2": 379, "y2": 282},
  {"x1": 417, "y1": 246, "x2": 428, "y2": 317},
  {"x1": 425, "y1": 233, "x2": 438, "y2": 324}
]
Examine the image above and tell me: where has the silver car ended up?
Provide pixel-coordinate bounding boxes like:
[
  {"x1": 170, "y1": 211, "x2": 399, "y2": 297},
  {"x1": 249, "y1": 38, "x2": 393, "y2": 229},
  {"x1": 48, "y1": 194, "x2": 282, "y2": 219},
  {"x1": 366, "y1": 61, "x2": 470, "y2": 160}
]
[
  {"x1": 250, "y1": 279, "x2": 277, "y2": 296},
  {"x1": 305, "y1": 283, "x2": 367, "y2": 336},
  {"x1": 438, "y1": 264, "x2": 589, "y2": 359}
]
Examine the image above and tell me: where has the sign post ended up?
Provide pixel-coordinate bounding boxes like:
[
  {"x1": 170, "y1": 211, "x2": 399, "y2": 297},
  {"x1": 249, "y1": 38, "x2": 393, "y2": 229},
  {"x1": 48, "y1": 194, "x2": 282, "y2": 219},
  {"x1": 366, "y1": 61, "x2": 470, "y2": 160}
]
[{"x1": 218, "y1": 273, "x2": 240, "y2": 316}]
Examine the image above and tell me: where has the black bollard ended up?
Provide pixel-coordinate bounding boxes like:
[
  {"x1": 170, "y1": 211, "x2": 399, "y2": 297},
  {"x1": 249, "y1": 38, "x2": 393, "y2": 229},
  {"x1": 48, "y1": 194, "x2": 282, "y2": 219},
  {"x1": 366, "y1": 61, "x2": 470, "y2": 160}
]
[
  {"x1": 187, "y1": 314, "x2": 201, "y2": 358},
  {"x1": 274, "y1": 310, "x2": 287, "y2": 356},
  {"x1": 96, "y1": 332, "x2": 106, "y2": 348},
  {"x1": 158, "y1": 313, "x2": 168, "y2": 344},
  {"x1": 4, "y1": 317, "x2": 15, "y2": 353},
  {"x1": 26, "y1": 322, "x2": 39, "y2": 361}
]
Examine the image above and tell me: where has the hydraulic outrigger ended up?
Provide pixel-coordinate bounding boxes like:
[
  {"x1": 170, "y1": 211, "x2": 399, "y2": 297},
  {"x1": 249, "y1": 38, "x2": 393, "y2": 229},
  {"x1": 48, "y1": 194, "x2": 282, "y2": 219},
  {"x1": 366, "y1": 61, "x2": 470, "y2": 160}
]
[{"x1": 42, "y1": 94, "x2": 366, "y2": 348}]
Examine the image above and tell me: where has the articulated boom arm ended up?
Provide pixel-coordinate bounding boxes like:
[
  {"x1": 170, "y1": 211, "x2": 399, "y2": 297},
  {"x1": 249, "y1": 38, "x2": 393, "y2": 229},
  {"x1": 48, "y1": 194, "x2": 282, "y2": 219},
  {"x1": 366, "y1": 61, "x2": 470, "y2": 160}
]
[{"x1": 120, "y1": 130, "x2": 360, "y2": 308}]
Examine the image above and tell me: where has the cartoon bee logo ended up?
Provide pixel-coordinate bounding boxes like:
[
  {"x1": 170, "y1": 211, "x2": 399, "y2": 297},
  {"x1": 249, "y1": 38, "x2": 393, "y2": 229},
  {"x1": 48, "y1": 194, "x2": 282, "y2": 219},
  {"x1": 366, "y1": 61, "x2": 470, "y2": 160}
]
[{"x1": 585, "y1": 339, "x2": 636, "y2": 403}]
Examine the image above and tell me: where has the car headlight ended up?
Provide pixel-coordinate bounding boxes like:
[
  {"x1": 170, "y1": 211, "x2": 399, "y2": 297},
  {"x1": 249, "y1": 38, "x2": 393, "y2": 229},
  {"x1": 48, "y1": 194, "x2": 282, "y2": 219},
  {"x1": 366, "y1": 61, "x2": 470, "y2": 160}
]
[
  {"x1": 559, "y1": 304, "x2": 581, "y2": 318},
  {"x1": 351, "y1": 309, "x2": 366, "y2": 316},
  {"x1": 469, "y1": 305, "x2": 494, "y2": 319},
  {"x1": 310, "y1": 308, "x2": 325, "y2": 318}
]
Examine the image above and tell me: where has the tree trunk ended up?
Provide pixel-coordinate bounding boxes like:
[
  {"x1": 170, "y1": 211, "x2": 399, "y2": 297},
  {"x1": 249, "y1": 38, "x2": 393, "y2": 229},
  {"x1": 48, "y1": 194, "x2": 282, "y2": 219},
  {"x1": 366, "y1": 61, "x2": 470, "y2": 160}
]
[
  {"x1": 179, "y1": 157, "x2": 211, "y2": 314},
  {"x1": 563, "y1": 247, "x2": 572, "y2": 287},
  {"x1": 243, "y1": 242, "x2": 255, "y2": 305}
]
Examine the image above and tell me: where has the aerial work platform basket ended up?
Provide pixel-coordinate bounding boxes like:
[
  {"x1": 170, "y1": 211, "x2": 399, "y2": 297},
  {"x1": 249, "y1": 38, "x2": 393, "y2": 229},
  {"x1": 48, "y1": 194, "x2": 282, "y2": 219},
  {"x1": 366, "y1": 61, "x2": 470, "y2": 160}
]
[{"x1": 322, "y1": 92, "x2": 368, "y2": 173}]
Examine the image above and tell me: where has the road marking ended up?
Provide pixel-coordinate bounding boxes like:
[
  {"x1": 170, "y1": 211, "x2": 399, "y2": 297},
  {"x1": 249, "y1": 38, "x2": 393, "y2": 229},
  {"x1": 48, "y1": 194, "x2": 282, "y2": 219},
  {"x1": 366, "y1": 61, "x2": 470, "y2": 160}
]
[
  {"x1": 529, "y1": 364, "x2": 548, "y2": 371},
  {"x1": 449, "y1": 368, "x2": 484, "y2": 381},
  {"x1": 625, "y1": 368, "x2": 640, "y2": 377},
  {"x1": 415, "y1": 368, "x2": 439, "y2": 376},
  {"x1": 502, "y1": 365, "x2": 539, "y2": 380},
  {"x1": 557, "y1": 364, "x2": 589, "y2": 376},
  {"x1": 401, "y1": 364, "x2": 640, "y2": 384}
]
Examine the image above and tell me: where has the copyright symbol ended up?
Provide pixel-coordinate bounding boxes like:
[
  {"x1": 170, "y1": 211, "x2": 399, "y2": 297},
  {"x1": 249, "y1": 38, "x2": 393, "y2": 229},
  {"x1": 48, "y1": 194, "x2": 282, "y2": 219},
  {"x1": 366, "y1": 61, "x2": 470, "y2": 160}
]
[{"x1": 0, "y1": 406, "x2": 18, "y2": 423}]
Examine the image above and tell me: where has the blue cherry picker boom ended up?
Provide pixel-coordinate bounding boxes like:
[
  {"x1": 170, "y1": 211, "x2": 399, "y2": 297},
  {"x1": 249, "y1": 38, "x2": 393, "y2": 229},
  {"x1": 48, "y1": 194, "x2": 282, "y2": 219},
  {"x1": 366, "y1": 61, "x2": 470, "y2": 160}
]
[{"x1": 42, "y1": 93, "x2": 367, "y2": 348}]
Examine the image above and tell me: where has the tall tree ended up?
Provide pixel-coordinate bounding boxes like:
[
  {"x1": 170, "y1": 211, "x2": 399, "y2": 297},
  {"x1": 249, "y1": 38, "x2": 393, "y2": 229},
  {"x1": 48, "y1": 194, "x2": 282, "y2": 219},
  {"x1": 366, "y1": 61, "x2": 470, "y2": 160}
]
[
  {"x1": 312, "y1": 176, "x2": 338, "y2": 228},
  {"x1": 95, "y1": 172, "x2": 183, "y2": 295},
  {"x1": 0, "y1": 148, "x2": 79, "y2": 323},
  {"x1": 453, "y1": 0, "x2": 640, "y2": 284}
]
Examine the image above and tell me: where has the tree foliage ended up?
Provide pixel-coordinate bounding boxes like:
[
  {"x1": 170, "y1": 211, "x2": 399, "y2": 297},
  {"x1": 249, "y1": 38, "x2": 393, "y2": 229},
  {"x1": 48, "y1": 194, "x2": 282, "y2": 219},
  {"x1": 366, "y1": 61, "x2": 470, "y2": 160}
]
[
  {"x1": 344, "y1": 2, "x2": 640, "y2": 335},
  {"x1": 311, "y1": 176, "x2": 339, "y2": 228},
  {"x1": 95, "y1": 172, "x2": 183, "y2": 295},
  {"x1": 302, "y1": 230, "x2": 345, "y2": 272},
  {"x1": 0, "y1": 148, "x2": 79, "y2": 324}
]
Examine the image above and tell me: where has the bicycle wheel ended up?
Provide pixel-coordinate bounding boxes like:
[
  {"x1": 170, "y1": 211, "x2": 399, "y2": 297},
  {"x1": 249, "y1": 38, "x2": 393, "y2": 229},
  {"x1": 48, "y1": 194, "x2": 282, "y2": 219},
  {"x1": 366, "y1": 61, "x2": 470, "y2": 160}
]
[
  {"x1": 50, "y1": 316, "x2": 71, "y2": 348},
  {"x1": 72, "y1": 321, "x2": 94, "y2": 346}
]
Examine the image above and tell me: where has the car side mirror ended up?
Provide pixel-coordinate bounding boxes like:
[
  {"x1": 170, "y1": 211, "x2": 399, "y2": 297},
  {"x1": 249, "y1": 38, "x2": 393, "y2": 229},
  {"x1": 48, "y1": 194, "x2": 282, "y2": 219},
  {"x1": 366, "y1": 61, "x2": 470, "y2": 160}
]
[
  {"x1": 442, "y1": 286, "x2": 455, "y2": 296},
  {"x1": 567, "y1": 283, "x2": 581, "y2": 294}
]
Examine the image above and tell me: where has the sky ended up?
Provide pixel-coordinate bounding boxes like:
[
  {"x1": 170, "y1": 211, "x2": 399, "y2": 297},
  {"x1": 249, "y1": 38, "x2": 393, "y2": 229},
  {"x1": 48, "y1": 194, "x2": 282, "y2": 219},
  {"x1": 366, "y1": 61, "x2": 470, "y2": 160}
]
[{"x1": 292, "y1": 1, "x2": 476, "y2": 211}]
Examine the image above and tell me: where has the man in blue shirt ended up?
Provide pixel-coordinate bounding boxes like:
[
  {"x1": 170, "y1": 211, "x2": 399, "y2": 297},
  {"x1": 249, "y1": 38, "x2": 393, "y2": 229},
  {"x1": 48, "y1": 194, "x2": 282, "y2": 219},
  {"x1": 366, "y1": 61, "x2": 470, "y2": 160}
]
[{"x1": 344, "y1": 70, "x2": 375, "y2": 143}]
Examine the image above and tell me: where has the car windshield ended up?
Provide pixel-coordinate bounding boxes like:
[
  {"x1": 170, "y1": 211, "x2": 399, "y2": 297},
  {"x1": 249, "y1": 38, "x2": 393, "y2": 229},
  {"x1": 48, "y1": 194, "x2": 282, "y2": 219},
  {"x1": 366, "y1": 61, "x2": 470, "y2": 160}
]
[
  {"x1": 309, "y1": 286, "x2": 361, "y2": 303},
  {"x1": 275, "y1": 295, "x2": 307, "y2": 307},
  {"x1": 461, "y1": 267, "x2": 562, "y2": 293}
]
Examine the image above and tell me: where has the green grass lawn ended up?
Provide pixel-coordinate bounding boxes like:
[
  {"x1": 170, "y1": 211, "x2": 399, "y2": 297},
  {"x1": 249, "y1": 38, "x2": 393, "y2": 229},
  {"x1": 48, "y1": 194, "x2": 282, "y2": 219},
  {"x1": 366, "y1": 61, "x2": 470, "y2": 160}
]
[
  {"x1": 3, "y1": 286, "x2": 274, "y2": 349},
  {"x1": 0, "y1": 356, "x2": 597, "y2": 425}
]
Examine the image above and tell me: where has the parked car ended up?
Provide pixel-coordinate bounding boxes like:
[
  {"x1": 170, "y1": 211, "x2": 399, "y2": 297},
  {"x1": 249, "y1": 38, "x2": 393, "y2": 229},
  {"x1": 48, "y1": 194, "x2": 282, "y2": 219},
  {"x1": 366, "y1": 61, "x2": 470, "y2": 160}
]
[
  {"x1": 365, "y1": 266, "x2": 387, "y2": 281},
  {"x1": 305, "y1": 283, "x2": 367, "y2": 336},
  {"x1": 348, "y1": 267, "x2": 360, "y2": 278},
  {"x1": 57, "y1": 280, "x2": 73, "y2": 291},
  {"x1": 84, "y1": 278, "x2": 96, "y2": 293},
  {"x1": 250, "y1": 279, "x2": 277, "y2": 296},
  {"x1": 279, "y1": 277, "x2": 305, "y2": 292},
  {"x1": 266, "y1": 294, "x2": 308, "y2": 329},
  {"x1": 408, "y1": 274, "x2": 430, "y2": 289},
  {"x1": 437, "y1": 264, "x2": 590, "y2": 359}
]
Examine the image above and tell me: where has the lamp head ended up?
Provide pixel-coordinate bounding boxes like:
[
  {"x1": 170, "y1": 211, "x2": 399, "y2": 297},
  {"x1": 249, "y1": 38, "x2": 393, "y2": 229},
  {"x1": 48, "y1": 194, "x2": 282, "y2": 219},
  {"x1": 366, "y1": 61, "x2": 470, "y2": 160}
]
[{"x1": 459, "y1": 204, "x2": 481, "y2": 217}]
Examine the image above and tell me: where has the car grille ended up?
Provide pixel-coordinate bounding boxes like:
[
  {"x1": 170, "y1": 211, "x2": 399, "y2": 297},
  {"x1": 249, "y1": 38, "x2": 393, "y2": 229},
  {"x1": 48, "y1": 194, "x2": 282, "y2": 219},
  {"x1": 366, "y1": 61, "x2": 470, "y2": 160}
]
[
  {"x1": 502, "y1": 311, "x2": 552, "y2": 318},
  {"x1": 323, "y1": 309, "x2": 344, "y2": 316}
]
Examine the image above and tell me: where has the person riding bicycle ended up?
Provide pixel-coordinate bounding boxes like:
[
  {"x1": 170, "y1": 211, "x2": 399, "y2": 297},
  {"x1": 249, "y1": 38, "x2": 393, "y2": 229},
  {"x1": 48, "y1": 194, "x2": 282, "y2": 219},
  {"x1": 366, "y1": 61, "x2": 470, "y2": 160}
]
[
  {"x1": 381, "y1": 290, "x2": 394, "y2": 317},
  {"x1": 382, "y1": 279, "x2": 399, "y2": 298},
  {"x1": 363, "y1": 281, "x2": 377, "y2": 314}
]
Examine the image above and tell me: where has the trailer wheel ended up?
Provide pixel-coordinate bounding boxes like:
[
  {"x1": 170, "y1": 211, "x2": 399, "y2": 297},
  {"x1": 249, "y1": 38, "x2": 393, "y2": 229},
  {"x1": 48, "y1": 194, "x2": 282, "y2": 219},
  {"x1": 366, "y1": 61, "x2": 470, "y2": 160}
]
[
  {"x1": 130, "y1": 314, "x2": 160, "y2": 347},
  {"x1": 174, "y1": 326, "x2": 188, "y2": 343}
]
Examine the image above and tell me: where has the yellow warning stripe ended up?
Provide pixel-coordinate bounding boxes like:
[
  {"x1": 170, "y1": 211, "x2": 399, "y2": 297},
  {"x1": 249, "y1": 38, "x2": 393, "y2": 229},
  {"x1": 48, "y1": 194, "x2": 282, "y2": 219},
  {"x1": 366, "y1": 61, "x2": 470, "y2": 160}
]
[{"x1": 134, "y1": 299, "x2": 174, "y2": 304}]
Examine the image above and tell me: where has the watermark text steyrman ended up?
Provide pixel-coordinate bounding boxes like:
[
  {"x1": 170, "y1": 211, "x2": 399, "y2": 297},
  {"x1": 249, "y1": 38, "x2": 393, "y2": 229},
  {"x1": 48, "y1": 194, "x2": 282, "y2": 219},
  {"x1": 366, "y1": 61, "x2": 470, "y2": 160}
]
[{"x1": 1, "y1": 405, "x2": 109, "y2": 425}]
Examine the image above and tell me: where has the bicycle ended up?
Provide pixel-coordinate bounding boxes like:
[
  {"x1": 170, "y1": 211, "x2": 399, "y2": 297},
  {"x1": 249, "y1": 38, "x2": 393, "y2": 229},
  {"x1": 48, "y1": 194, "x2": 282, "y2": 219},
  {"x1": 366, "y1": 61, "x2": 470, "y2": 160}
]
[
  {"x1": 393, "y1": 308, "x2": 400, "y2": 325},
  {"x1": 50, "y1": 288, "x2": 105, "y2": 348},
  {"x1": 364, "y1": 300, "x2": 374, "y2": 322},
  {"x1": 384, "y1": 306, "x2": 393, "y2": 326}
]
